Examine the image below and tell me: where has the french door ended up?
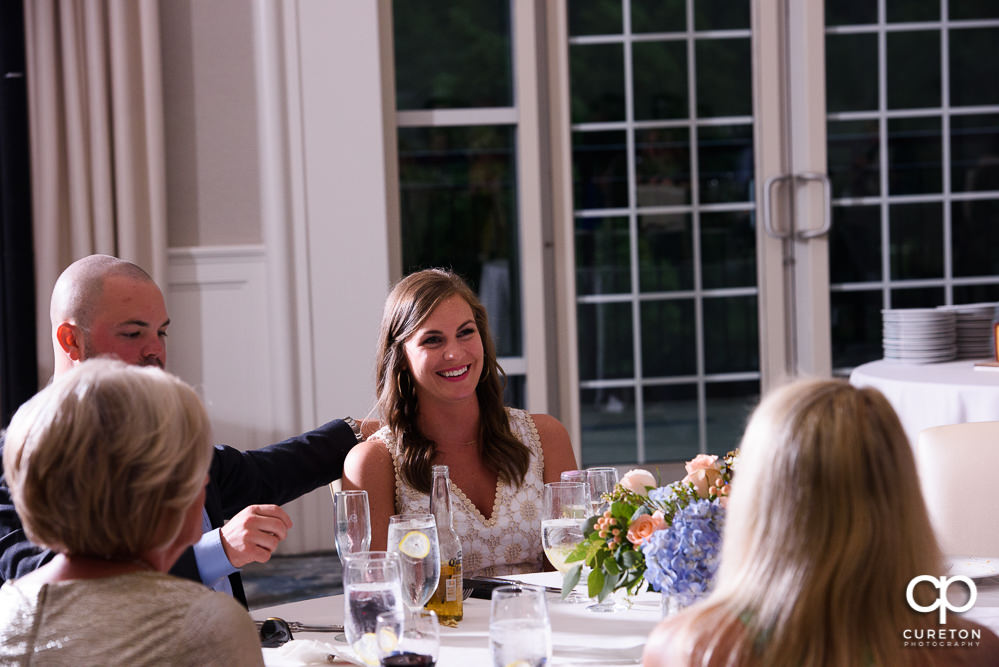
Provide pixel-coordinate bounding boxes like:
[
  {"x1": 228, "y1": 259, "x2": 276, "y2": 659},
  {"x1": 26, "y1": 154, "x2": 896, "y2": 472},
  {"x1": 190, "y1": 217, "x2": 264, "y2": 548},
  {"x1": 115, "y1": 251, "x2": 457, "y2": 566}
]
[{"x1": 568, "y1": 0, "x2": 999, "y2": 466}]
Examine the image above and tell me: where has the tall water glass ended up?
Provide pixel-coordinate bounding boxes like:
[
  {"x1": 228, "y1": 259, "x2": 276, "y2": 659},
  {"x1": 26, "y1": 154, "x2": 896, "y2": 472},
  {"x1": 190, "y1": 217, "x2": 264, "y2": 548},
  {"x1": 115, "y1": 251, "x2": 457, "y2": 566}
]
[
  {"x1": 542, "y1": 481, "x2": 588, "y2": 604},
  {"x1": 489, "y1": 585, "x2": 552, "y2": 667},
  {"x1": 585, "y1": 467, "x2": 619, "y2": 516},
  {"x1": 333, "y1": 489, "x2": 371, "y2": 565},
  {"x1": 343, "y1": 551, "x2": 404, "y2": 665},
  {"x1": 387, "y1": 513, "x2": 440, "y2": 610}
]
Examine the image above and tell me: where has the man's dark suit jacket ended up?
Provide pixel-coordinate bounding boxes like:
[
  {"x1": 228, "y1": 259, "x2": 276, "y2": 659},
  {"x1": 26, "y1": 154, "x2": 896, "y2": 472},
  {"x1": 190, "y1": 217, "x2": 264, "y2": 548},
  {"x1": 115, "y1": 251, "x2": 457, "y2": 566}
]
[{"x1": 0, "y1": 419, "x2": 357, "y2": 606}]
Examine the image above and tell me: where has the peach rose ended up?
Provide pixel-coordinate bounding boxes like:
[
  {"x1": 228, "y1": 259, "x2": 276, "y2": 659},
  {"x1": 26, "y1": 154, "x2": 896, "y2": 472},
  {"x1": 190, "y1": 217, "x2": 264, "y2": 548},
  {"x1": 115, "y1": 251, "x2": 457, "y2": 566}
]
[
  {"x1": 685, "y1": 454, "x2": 719, "y2": 475},
  {"x1": 682, "y1": 466, "x2": 724, "y2": 499},
  {"x1": 626, "y1": 513, "x2": 666, "y2": 546},
  {"x1": 619, "y1": 469, "x2": 656, "y2": 496}
]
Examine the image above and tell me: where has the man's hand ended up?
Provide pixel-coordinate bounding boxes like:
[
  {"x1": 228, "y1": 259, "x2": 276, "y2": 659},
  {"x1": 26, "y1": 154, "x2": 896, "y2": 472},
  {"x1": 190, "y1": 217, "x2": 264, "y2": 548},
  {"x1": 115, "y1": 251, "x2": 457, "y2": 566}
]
[{"x1": 219, "y1": 504, "x2": 293, "y2": 568}]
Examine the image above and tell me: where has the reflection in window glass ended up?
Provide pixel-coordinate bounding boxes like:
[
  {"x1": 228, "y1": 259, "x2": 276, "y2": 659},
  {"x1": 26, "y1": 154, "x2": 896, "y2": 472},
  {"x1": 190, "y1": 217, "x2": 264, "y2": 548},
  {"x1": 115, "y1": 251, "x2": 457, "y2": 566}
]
[
  {"x1": 576, "y1": 217, "x2": 631, "y2": 295},
  {"x1": 695, "y1": 38, "x2": 752, "y2": 118},
  {"x1": 950, "y1": 28, "x2": 999, "y2": 107},
  {"x1": 643, "y1": 384, "x2": 698, "y2": 462},
  {"x1": 577, "y1": 301, "x2": 634, "y2": 381},
  {"x1": 570, "y1": 43, "x2": 625, "y2": 123},
  {"x1": 633, "y1": 41, "x2": 688, "y2": 121},
  {"x1": 697, "y1": 124, "x2": 755, "y2": 204},
  {"x1": 580, "y1": 387, "x2": 636, "y2": 466},
  {"x1": 831, "y1": 290, "x2": 883, "y2": 370},
  {"x1": 891, "y1": 287, "x2": 945, "y2": 308},
  {"x1": 826, "y1": 1, "x2": 877, "y2": 27},
  {"x1": 888, "y1": 116, "x2": 943, "y2": 195},
  {"x1": 569, "y1": 0, "x2": 622, "y2": 37},
  {"x1": 694, "y1": 0, "x2": 750, "y2": 31},
  {"x1": 703, "y1": 296, "x2": 758, "y2": 374},
  {"x1": 826, "y1": 34, "x2": 878, "y2": 113},
  {"x1": 953, "y1": 199, "x2": 999, "y2": 277},
  {"x1": 641, "y1": 299, "x2": 696, "y2": 378},
  {"x1": 954, "y1": 284, "x2": 999, "y2": 303},
  {"x1": 705, "y1": 381, "x2": 758, "y2": 453},
  {"x1": 886, "y1": 0, "x2": 938, "y2": 23},
  {"x1": 827, "y1": 120, "x2": 880, "y2": 198},
  {"x1": 572, "y1": 131, "x2": 628, "y2": 210},
  {"x1": 701, "y1": 211, "x2": 756, "y2": 290},
  {"x1": 887, "y1": 31, "x2": 940, "y2": 110},
  {"x1": 830, "y1": 206, "x2": 881, "y2": 284},
  {"x1": 951, "y1": 115, "x2": 999, "y2": 193},
  {"x1": 889, "y1": 203, "x2": 943, "y2": 281},
  {"x1": 631, "y1": 0, "x2": 685, "y2": 34},
  {"x1": 636, "y1": 127, "x2": 691, "y2": 201},
  {"x1": 397, "y1": 125, "x2": 521, "y2": 357},
  {"x1": 638, "y1": 213, "x2": 694, "y2": 292},
  {"x1": 393, "y1": 1, "x2": 511, "y2": 110},
  {"x1": 950, "y1": 1, "x2": 999, "y2": 20}
]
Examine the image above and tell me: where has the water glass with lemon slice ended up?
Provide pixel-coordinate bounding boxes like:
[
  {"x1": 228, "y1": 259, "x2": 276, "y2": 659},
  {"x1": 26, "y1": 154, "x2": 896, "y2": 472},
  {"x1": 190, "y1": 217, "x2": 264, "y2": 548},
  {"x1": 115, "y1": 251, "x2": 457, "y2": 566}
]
[
  {"x1": 387, "y1": 514, "x2": 441, "y2": 612},
  {"x1": 541, "y1": 481, "x2": 588, "y2": 603},
  {"x1": 343, "y1": 551, "x2": 405, "y2": 666},
  {"x1": 375, "y1": 608, "x2": 440, "y2": 666}
]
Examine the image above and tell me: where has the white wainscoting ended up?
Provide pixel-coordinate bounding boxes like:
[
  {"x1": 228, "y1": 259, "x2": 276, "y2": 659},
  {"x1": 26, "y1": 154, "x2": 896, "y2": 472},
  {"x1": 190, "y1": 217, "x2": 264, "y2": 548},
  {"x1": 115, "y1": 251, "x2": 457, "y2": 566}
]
[{"x1": 166, "y1": 245, "x2": 332, "y2": 554}]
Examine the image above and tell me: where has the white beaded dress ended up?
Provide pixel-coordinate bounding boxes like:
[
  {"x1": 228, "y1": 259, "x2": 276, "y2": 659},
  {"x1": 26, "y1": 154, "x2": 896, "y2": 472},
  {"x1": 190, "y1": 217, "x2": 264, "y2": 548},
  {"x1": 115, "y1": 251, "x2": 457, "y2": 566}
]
[{"x1": 377, "y1": 407, "x2": 545, "y2": 576}]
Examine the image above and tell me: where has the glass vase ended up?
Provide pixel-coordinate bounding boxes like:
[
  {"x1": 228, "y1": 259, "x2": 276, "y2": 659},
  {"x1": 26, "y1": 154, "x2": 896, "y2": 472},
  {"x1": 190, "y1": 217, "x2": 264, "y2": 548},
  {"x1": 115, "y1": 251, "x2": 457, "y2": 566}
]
[{"x1": 660, "y1": 589, "x2": 700, "y2": 618}]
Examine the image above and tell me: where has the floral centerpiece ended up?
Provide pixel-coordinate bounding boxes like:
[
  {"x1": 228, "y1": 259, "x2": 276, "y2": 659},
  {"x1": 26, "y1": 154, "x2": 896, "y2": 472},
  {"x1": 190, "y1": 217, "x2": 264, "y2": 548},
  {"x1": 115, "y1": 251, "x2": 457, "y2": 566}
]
[{"x1": 561, "y1": 451, "x2": 738, "y2": 606}]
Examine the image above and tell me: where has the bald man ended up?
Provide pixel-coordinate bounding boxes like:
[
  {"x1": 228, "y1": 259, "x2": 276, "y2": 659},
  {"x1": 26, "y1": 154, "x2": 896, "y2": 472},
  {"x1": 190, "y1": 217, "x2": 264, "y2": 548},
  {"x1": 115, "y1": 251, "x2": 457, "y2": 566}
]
[{"x1": 0, "y1": 255, "x2": 363, "y2": 605}]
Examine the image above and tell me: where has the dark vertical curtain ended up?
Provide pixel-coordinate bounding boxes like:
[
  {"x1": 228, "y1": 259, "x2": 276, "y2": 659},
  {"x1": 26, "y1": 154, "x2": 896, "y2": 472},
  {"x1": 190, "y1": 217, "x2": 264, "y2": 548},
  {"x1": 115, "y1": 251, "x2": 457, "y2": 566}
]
[{"x1": 0, "y1": 0, "x2": 37, "y2": 427}]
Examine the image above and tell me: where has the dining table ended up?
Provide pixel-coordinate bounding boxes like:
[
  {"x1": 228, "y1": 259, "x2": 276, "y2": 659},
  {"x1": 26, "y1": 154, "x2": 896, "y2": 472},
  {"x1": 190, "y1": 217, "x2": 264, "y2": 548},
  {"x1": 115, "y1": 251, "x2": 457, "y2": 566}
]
[
  {"x1": 849, "y1": 358, "x2": 999, "y2": 445},
  {"x1": 251, "y1": 571, "x2": 660, "y2": 666},
  {"x1": 250, "y1": 570, "x2": 999, "y2": 666}
]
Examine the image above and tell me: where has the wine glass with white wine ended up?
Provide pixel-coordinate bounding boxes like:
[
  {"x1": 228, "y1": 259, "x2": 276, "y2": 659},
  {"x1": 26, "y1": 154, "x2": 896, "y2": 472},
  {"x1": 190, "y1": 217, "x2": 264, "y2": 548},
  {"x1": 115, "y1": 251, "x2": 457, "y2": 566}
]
[{"x1": 541, "y1": 481, "x2": 588, "y2": 603}]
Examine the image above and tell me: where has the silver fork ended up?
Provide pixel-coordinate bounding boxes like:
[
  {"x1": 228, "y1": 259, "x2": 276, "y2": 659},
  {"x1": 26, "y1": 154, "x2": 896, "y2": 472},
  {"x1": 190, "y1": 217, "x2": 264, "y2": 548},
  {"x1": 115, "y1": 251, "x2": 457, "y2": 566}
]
[{"x1": 255, "y1": 618, "x2": 344, "y2": 633}]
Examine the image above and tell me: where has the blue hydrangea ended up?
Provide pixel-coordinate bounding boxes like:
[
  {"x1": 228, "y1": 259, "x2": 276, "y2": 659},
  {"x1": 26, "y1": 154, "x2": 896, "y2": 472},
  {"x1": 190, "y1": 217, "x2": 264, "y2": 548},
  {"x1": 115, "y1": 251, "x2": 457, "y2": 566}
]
[
  {"x1": 647, "y1": 482, "x2": 683, "y2": 506},
  {"x1": 641, "y1": 498, "x2": 725, "y2": 596}
]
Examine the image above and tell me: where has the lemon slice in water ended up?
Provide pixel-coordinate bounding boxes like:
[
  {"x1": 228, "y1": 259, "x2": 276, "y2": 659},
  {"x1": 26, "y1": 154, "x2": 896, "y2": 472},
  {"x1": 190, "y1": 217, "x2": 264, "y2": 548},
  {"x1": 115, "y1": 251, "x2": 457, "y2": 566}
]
[
  {"x1": 352, "y1": 632, "x2": 380, "y2": 666},
  {"x1": 377, "y1": 626, "x2": 399, "y2": 653},
  {"x1": 398, "y1": 530, "x2": 430, "y2": 559}
]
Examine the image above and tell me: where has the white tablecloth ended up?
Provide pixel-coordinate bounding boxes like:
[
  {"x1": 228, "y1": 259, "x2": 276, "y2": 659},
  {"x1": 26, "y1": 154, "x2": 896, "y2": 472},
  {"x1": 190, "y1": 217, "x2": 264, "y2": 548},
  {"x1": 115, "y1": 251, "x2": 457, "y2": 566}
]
[
  {"x1": 251, "y1": 571, "x2": 999, "y2": 665},
  {"x1": 252, "y1": 572, "x2": 659, "y2": 666},
  {"x1": 849, "y1": 359, "x2": 999, "y2": 445}
]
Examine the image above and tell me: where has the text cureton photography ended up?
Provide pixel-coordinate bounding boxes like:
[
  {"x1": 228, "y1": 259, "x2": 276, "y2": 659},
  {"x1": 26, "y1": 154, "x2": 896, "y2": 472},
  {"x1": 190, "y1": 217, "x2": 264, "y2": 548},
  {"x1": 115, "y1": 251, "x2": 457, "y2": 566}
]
[{"x1": 903, "y1": 574, "x2": 981, "y2": 648}]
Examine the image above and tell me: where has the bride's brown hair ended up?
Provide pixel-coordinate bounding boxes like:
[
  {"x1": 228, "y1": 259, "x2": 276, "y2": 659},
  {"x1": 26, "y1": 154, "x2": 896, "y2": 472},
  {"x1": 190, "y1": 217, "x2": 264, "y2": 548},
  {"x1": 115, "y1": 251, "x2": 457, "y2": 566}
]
[{"x1": 375, "y1": 268, "x2": 529, "y2": 493}]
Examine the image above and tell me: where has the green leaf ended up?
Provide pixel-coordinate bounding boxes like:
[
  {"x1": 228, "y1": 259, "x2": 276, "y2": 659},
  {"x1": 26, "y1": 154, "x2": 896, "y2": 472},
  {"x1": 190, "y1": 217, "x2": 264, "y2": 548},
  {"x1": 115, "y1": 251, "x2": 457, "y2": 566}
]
[
  {"x1": 620, "y1": 548, "x2": 640, "y2": 568},
  {"x1": 587, "y1": 567, "x2": 605, "y2": 599},
  {"x1": 600, "y1": 569, "x2": 618, "y2": 600},
  {"x1": 604, "y1": 557, "x2": 621, "y2": 576},
  {"x1": 561, "y1": 563, "x2": 582, "y2": 600}
]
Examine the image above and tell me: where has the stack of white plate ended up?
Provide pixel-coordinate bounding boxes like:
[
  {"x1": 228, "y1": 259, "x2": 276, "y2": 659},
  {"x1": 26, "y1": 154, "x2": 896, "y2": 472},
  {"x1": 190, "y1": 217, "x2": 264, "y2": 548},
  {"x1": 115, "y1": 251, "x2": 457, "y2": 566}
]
[
  {"x1": 882, "y1": 308, "x2": 957, "y2": 364},
  {"x1": 937, "y1": 303, "x2": 997, "y2": 360}
]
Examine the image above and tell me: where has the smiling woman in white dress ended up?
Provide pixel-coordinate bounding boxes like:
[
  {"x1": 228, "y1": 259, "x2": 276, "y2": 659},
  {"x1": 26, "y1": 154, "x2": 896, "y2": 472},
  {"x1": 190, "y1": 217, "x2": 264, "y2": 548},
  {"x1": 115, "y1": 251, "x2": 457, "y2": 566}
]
[{"x1": 343, "y1": 269, "x2": 577, "y2": 576}]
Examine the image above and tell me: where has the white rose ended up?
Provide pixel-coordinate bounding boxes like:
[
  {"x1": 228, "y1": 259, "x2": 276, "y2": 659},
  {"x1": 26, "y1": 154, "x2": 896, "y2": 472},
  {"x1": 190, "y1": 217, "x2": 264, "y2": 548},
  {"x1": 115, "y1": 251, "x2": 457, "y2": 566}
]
[{"x1": 619, "y1": 469, "x2": 656, "y2": 496}]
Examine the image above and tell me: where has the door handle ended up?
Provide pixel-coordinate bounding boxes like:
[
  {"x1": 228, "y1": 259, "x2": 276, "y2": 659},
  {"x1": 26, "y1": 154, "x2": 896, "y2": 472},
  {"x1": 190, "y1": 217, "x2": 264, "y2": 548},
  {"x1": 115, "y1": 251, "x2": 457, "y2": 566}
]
[{"x1": 762, "y1": 172, "x2": 831, "y2": 241}]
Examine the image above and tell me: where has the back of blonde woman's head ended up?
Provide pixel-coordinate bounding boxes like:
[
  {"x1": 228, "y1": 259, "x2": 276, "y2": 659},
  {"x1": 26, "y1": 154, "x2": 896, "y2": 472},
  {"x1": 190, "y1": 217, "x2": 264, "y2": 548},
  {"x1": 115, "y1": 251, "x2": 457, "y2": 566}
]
[
  {"x1": 2, "y1": 358, "x2": 213, "y2": 559},
  {"x1": 675, "y1": 378, "x2": 943, "y2": 666}
]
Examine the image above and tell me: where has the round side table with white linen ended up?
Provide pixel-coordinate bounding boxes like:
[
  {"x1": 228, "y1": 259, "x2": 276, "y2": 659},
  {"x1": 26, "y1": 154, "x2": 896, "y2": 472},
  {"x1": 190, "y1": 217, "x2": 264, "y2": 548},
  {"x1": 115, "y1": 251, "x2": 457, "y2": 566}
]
[{"x1": 849, "y1": 359, "x2": 999, "y2": 446}]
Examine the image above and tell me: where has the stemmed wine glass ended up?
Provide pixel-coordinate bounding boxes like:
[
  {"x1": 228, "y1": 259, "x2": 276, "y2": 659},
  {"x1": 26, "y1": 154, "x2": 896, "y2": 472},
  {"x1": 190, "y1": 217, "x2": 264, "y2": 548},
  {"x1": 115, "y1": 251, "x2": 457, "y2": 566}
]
[
  {"x1": 332, "y1": 489, "x2": 371, "y2": 565},
  {"x1": 541, "y1": 481, "x2": 588, "y2": 603},
  {"x1": 386, "y1": 513, "x2": 441, "y2": 616},
  {"x1": 585, "y1": 467, "x2": 619, "y2": 517}
]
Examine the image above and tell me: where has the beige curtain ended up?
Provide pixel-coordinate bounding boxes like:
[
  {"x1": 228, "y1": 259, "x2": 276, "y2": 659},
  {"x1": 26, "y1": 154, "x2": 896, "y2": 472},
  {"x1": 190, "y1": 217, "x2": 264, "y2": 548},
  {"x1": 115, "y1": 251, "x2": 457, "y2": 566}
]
[{"x1": 23, "y1": 0, "x2": 167, "y2": 384}]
